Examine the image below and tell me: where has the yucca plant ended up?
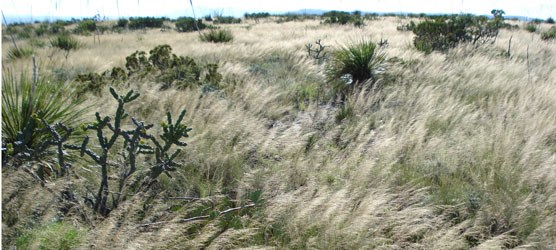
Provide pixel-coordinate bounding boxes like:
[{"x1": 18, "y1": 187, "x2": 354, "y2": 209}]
[
  {"x1": 2, "y1": 68, "x2": 86, "y2": 158},
  {"x1": 326, "y1": 39, "x2": 385, "y2": 97},
  {"x1": 199, "y1": 29, "x2": 233, "y2": 43}
]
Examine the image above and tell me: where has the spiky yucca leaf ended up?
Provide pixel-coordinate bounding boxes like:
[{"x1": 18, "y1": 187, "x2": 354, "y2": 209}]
[
  {"x1": 326, "y1": 39, "x2": 385, "y2": 86},
  {"x1": 2, "y1": 68, "x2": 86, "y2": 156}
]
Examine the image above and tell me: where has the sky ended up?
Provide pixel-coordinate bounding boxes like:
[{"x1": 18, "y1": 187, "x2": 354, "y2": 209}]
[{"x1": 2, "y1": 0, "x2": 555, "y2": 23}]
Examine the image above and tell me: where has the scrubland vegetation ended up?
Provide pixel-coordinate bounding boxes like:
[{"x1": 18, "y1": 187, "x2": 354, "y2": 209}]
[{"x1": 2, "y1": 11, "x2": 556, "y2": 249}]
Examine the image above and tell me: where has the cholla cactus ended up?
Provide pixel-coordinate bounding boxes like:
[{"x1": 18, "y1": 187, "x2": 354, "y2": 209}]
[
  {"x1": 66, "y1": 87, "x2": 190, "y2": 216},
  {"x1": 146, "y1": 110, "x2": 191, "y2": 182}
]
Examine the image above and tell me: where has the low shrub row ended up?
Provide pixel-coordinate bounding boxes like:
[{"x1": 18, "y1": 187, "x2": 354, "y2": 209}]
[{"x1": 413, "y1": 10, "x2": 505, "y2": 53}]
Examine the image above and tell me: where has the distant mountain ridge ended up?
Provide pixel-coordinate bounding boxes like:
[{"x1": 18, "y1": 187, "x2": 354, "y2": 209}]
[{"x1": 285, "y1": 9, "x2": 537, "y2": 21}]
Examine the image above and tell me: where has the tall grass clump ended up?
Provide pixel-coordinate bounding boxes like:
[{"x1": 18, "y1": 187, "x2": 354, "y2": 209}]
[
  {"x1": 1, "y1": 69, "x2": 86, "y2": 158},
  {"x1": 326, "y1": 39, "x2": 385, "y2": 97},
  {"x1": 541, "y1": 26, "x2": 556, "y2": 40},
  {"x1": 6, "y1": 47, "x2": 34, "y2": 60},
  {"x1": 199, "y1": 29, "x2": 234, "y2": 43}
]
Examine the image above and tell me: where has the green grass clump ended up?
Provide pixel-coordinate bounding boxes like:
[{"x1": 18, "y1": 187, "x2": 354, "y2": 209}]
[
  {"x1": 15, "y1": 222, "x2": 85, "y2": 250},
  {"x1": 200, "y1": 29, "x2": 234, "y2": 43},
  {"x1": 1, "y1": 68, "x2": 86, "y2": 158},
  {"x1": 524, "y1": 23, "x2": 537, "y2": 33},
  {"x1": 7, "y1": 47, "x2": 34, "y2": 60},
  {"x1": 541, "y1": 26, "x2": 556, "y2": 40}
]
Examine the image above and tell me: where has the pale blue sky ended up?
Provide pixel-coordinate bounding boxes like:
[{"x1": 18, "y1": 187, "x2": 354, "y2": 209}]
[{"x1": 2, "y1": 0, "x2": 554, "y2": 22}]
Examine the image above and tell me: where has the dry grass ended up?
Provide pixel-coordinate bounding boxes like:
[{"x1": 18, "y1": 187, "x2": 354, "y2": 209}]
[{"x1": 3, "y1": 16, "x2": 556, "y2": 249}]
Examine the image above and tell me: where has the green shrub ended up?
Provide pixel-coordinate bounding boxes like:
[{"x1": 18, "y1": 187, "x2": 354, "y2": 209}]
[
  {"x1": 49, "y1": 21, "x2": 67, "y2": 34},
  {"x1": 275, "y1": 14, "x2": 317, "y2": 23},
  {"x1": 541, "y1": 26, "x2": 556, "y2": 40},
  {"x1": 125, "y1": 50, "x2": 152, "y2": 74},
  {"x1": 323, "y1": 11, "x2": 352, "y2": 25},
  {"x1": 116, "y1": 18, "x2": 128, "y2": 28},
  {"x1": 321, "y1": 11, "x2": 364, "y2": 27},
  {"x1": 74, "y1": 19, "x2": 96, "y2": 34},
  {"x1": 397, "y1": 21, "x2": 416, "y2": 31},
  {"x1": 6, "y1": 47, "x2": 34, "y2": 60},
  {"x1": 128, "y1": 16, "x2": 166, "y2": 29},
  {"x1": 199, "y1": 29, "x2": 233, "y2": 43},
  {"x1": 148, "y1": 44, "x2": 174, "y2": 69},
  {"x1": 122, "y1": 44, "x2": 221, "y2": 90},
  {"x1": 326, "y1": 39, "x2": 385, "y2": 92},
  {"x1": 175, "y1": 17, "x2": 207, "y2": 32},
  {"x1": 35, "y1": 23, "x2": 49, "y2": 36},
  {"x1": 75, "y1": 72, "x2": 109, "y2": 97},
  {"x1": 547, "y1": 17, "x2": 555, "y2": 24},
  {"x1": 413, "y1": 13, "x2": 503, "y2": 53},
  {"x1": 50, "y1": 33, "x2": 80, "y2": 58},
  {"x1": 2, "y1": 68, "x2": 86, "y2": 158},
  {"x1": 525, "y1": 23, "x2": 537, "y2": 33},
  {"x1": 214, "y1": 16, "x2": 241, "y2": 24},
  {"x1": 244, "y1": 12, "x2": 270, "y2": 19}
]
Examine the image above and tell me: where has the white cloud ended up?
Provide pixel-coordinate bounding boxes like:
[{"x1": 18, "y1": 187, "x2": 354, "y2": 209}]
[{"x1": 2, "y1": 0, "x2": 554, "y2": 21}]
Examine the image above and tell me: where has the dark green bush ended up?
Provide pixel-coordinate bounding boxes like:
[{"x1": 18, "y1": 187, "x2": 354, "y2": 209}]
[
  {"x1": 50, "y1": 33, "x2": 80, "y2": 58},
  {"x1": 547, "y1": 17, "x2": 555, "y2": 24},
  {"x1": 541, "y1": 26, "x2": 556, "y2": 40},
  {"x1": 116, "y1": 18, "x2": 128, "y2": 28},
  {"x1": 128, "y1": 16, "x2": 166, "y2": 29},
  {"x1": 199, "y1": 29, "x2": 233, "y2": 43},
  {"x1": 123, "y1": 45, "x2": 222, "y2": 90},
  {"x1": 525, "y1": 23, "x2": 537, "y2": 33},
  {"x1": 49, "y1": 21, "x2": 67, "y2": 34},
  {"x1": 274, "y1": 14, "x2": 318, "y2": 23},
  {"x1": 125, "y1": 51, "x2": 152, "y2": 74},
  {"x1": 74, "y1": 67, "x2": 128, "y2": 97},
  {"x1": 244, "y1": 12, "x2": 270, "y2": 19},
  {"x1": 35, "y1": 23, "x2": 49, "y2": 36},
  {"x1": 75, "y1": 72, "x2": 108, "y2": 97},
  {"x1": 148, "y1": 44, "x2": 174, "y2": 69},
  {"x1": 322, "y1": 11, "x2": 365, "y2": 27},
  {"x1": 160, "y1": 56, "x2": 202, "y2": 89},
  {"x1": 413, "y1": 13, "x2": 503, "y2": 53},
  {"x1": 323, "y1": 11, "x2": 353, "y2": 25},
  {"x1": 531, "y1": 18, "x2": 544, "y2": 24},
  {"x1": 397, "y1": 21, "x2": 416, "y2": 31},
  {"x1": 214, "y1": 16, "x2": 241, "y2": 24},
  {"x1": 74, "y1": 19, "x2": 96, "y2": 34},
  {"x1": 175, "y1": 17, "x2": 207, "y2": 32}
]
